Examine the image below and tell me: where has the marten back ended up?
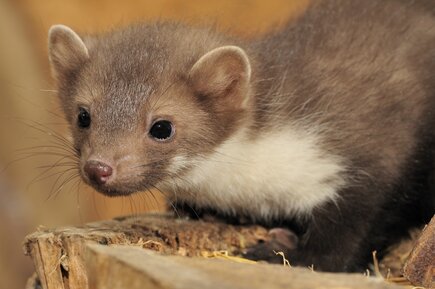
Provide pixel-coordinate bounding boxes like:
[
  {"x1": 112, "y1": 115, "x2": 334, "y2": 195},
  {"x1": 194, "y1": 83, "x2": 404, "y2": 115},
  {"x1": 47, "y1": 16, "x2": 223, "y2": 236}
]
[{"x1": 246, "y1": 0, "x2": 435, "y2": 265}]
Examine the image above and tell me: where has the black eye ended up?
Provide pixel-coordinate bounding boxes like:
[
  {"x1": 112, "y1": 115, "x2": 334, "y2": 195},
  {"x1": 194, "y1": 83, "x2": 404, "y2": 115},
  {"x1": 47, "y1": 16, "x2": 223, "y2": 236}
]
[
  {"x1": 78, "y1": 107, "x2": 91, "y2": 128},
  {"x1": 149, "y1": 120, "x2": 174, "y2": 141}
]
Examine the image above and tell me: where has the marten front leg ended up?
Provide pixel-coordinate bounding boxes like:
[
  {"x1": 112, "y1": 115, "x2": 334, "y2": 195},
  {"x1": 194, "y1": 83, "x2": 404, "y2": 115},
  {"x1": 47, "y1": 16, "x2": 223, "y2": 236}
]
[{"x1": 244, "y1": 194, "x2": 379, "y2": 272}]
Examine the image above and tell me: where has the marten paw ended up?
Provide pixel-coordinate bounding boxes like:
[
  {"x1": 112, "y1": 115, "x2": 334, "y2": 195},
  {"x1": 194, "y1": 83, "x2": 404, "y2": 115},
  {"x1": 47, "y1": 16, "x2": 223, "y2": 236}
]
[{"x1": 243, "y1": 228, "x2": 299, "y2": 263}]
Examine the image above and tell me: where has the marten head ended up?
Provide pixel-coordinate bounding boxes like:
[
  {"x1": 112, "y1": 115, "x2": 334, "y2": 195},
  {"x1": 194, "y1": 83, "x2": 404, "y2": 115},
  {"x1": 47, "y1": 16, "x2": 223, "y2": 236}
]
[{"x1": 48, "y1": 24, "x2": 252, "y2": 196}]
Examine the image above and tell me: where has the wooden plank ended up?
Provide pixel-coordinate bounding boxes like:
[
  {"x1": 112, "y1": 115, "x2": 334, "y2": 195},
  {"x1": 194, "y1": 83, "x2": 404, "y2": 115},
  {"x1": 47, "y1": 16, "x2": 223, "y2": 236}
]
[{"x1": 85, "y1": 244, "x2": 405, "y2": 289}]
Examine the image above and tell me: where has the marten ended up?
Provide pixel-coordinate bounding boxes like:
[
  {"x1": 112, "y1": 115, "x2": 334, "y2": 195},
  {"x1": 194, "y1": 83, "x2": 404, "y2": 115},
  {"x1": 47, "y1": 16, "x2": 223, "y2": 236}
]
[{"x1": 47, "y1": 0, "x2": 435, "y2": 272}]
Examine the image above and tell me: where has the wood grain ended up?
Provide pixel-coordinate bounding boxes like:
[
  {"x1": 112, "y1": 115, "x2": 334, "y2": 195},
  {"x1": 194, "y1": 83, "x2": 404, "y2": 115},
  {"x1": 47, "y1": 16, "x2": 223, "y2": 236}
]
[
  {"x1": 403, "y1": 216, "x2": 435, "y2": 288},
  {"x1": 85, "y1": 244, "x2": 405, "y2": 289}
]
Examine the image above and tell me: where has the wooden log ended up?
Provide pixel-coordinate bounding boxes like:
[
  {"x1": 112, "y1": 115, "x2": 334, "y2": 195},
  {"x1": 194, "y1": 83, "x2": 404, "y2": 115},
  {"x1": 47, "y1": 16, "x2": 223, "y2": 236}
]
[
  {"x1": 23, "y1": 213, "x2": 268, "y2": 289},
  {"x1": 403, "y1": 215, "x2": 435, "y2": 288},
  {"x1": 85, "y1": 244, "x2": 404, "y2": 289},
  {"x1": 23, "y1": 213, "x2": 423, "y2": 289}
]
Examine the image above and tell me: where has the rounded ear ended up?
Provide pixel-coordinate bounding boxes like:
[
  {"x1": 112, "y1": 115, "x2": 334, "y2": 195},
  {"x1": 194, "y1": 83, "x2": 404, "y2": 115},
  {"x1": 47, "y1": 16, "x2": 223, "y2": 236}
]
[
  {"x1": 48, "y1": 25, "x2": 89, "y2": 80},
  {"x1": 188, "y1": 46, "x2": 251, "y2": 108}
]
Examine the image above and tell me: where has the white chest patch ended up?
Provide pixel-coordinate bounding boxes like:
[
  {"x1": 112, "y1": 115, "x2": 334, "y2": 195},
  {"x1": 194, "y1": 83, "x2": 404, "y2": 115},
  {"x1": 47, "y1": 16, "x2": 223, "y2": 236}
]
[{"x1": 167, "y1": 127, "x2": 347, "y2": 221}]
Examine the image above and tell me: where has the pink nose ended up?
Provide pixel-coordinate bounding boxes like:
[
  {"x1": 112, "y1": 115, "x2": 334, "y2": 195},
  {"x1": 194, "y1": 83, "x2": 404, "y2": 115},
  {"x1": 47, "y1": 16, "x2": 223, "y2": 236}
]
[{"x1": 84, "y1": 160, "x2": 113, "y2": 185}]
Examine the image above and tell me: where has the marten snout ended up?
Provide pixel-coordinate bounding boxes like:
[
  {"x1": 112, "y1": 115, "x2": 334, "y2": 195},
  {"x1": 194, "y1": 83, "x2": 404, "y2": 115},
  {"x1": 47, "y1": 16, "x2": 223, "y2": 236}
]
[{"x1": 84, "y1": 160, "x2": 113, "y2": 186}]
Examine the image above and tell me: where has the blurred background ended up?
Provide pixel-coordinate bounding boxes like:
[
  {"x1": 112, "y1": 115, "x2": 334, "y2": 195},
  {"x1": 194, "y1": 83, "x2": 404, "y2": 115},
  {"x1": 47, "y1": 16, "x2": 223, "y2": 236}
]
[{"x1": 0, "y1": 1, "x2": 308, "y2": 288}]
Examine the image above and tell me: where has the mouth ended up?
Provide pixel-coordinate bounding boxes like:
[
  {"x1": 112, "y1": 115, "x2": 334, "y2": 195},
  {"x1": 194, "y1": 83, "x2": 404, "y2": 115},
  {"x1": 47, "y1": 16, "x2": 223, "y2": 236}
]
[
  {"x1": 94, "y1": 186, "x2": 136, "y2": 197},
  {"x1": 81, "y1": 176, "x2": 139, "y2": 197}
]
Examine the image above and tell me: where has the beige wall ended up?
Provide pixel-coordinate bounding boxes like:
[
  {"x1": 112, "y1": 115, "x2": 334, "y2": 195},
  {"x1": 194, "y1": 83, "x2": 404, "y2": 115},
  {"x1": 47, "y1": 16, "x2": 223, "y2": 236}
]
[{"x1": 0, "y1": 1, "x2": 308, "y2": 288}]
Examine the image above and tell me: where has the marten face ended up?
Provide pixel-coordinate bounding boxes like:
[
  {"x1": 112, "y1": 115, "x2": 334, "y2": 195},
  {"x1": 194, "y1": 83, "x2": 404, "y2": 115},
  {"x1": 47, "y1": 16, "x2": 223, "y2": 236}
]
[
  {"x1": 69, "y1": 76, "x2": 212, "y2": 196},
  {"x1": 48, "y1": 24, "x2": 251, "y2": 196}
]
